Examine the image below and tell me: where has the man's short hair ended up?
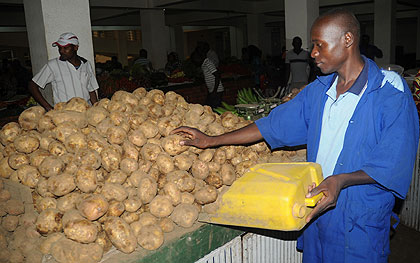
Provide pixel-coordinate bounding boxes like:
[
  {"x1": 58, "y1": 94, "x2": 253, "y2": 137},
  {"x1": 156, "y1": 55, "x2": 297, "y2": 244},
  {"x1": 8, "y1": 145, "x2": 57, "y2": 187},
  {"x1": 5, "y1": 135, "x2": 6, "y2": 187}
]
[{"x1": 318, "y1": 9, "x2": 360, "y2": 42}]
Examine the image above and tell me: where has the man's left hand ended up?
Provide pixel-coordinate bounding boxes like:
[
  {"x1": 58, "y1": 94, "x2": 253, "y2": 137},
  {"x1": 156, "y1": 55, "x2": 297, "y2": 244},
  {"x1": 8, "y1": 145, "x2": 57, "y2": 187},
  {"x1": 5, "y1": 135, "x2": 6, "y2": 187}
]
[{"x1": 305, "y1": 174, "x2": 345, "y2": 222}]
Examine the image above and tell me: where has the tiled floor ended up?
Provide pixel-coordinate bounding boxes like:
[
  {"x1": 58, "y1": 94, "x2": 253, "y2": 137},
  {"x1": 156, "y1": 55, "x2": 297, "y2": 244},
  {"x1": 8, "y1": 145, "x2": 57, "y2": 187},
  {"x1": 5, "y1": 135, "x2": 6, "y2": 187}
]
[{"x1": 389, "y1": 224, "x2": 420, "y2": 263}]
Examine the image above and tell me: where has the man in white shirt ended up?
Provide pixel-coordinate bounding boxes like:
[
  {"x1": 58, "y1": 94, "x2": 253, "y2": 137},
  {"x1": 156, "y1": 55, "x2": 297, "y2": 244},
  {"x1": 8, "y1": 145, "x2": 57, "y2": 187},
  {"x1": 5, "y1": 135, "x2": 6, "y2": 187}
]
[
  {"x1": 192, "y1": 51, "x2": 224, "y2": 108},
  {"x1": 285, "y1": 36, "x2": 311, "y2": 92},
  {"x1": 29, "y1": 32, "x2": 99, "y2": 110}
]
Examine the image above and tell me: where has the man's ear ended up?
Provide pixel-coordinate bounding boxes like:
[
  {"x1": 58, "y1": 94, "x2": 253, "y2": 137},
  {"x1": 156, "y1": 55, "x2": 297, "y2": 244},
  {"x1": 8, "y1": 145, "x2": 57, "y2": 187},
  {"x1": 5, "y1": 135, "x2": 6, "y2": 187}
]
[{"x1": 344, "y1": 32, "x2": 354, "y2": 48}]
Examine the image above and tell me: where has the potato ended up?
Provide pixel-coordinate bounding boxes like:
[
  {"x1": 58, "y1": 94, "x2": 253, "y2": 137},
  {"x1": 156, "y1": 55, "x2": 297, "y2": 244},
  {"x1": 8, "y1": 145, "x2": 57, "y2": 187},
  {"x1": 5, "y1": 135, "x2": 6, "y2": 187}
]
[
  {"x1": 50, "y1": 110, "x2": 88, "y2": 129},
  {"x1": 107, "y1": 100, "x2": 131, "y2": 113},
  {"x1": 76, "y1": 166, "x2": 98, "y2": 193},
  {"x1": 121, "y1": 211, "x2": 139, "y2": 224},
  {"x1": 62, "y1": 209, "x2": 84, "y2": 227},
  {"x1": 17, "y1": 164, "x2": 40, "y2": 188},
  {"x1": 102, "y1": 183, "x2": 128, "y2": 202},
  {"x1": 112, "y1": 90, "x2": 139, "y2": 108},
  {"x1": 57, "y1": 192, "x2": 81, "y2": 213},
  {"x1": 158, "y1": 217, "x2": 175, "y2": 233},
  {"x1": 213, "y1": 148, "x2": 227, "y2": 164},
  {"x1": 9, "y1": 249, "x2": 24, "y2": 263},
  {"x1": 191, "y1": 159, "x2": 209, "y2": 180},
  {"x1": 104, "y1": 216, "x2": 137, "y2": 254},
  {"x1": 173, "y1": 153, "x2": 193, "y2": 171},
  {"x1": 76, "y1": 148, "x2": 101, "y2": 169},
  {"x1": 137, "y1": 212, "x2": 158, "y2": 227},
  {"x1": 208, "y1": 162, "x2": 221, "y2": 173},
  {"x1": 96, "y1": 98, "x2": 110, "y2": 109},
  {"x1": 105, "y1": 201, "x2": 125, "y2": 217},
  {"x1": 137, "y1": 224, "x2": 164, "y2": 250},
  {"x1": 220, "y1": 163, "x2": 236, "y2": 186},
  {"x1": 47, "y1": 173, "x2": 76, "y2": 196},
  {"x1": 170, "y1": 204, "x2": 199, "y2": 228},
  {"x1": 36, "y1": 208, "x2": 63, "y2": 235},
  {"x1": 149, "y1": 195, "x2": 174, "y2": 218},
  {"x1": 235, "y1": 160, "x2": 255, "y2": 176},
  {"x1": 48, "y1": 140, "x2": 67, "y2": 156},
  {"x1": 50, "y1": 237, "x2": 103, "y2": 263},
  {"x1": 161, "y1": 134, "x2": 188, "y2": 156},
  {"x1": 77, "y1": 194, "x2": 109, "y2": 221},
  {"x1": 156, "y1": 153, "x2": 175, "y2": 174},
  {"x1": 231, "y1": 155, "x2": 243, "y2": 166},
  {"x1": 147, "y1": 103, "x2": 163, "y2": 119},
  {"x1": 205, "y1": 173, "x2": 223, "y2": 188},
  {"x1": 14, "y1": 134, "x2": 39, "y2": 154},
  {"x1": 207, "y1": 122, "x2": 225, "y2": 136},
  {"x1": 38, "y1": 155, "x2": 64, "y2": 177},
  {"x1": 0, "y1": 249, "x2": 10, "y2": 263},
  {"x1": 128, "y1": 170, "x2": 147, "y2": 187},
  {"x1": 39, "y1": 135, "x2": 55, "y2": 151},
  {"x1": 100, "y1": 147, "x2": 121, "y2": 172},
  {"x1": 138, "y1": 176, "x2": 157, "y2": 204},
  {"x1": 95, "y1": 231, "x2": 112, "y2": 253},
  {"x1": 36, "y1": 197, "x2": 57, "y2": 212},
  {"x1": 120, "y1": 158, "x2": 138, "y2": 174},
  {"x1": 138, "y1": 120, "x2": 159, "y2": 139},
  {"x1": 194, "y1": 185, "x2": 218, "y2": 205},
  {"x1": 64, "y1": 132, "x2": 87, "y2": 153},
  {"x1": 87, "y1": 133, "x2": 109, "y2": 154},
  {"x1": 124, "y1": 198, "x2": 142, "y2": 213},
  {"x1": 106, "y1": 169, "x2": 127, "y2": 185},
  {"x1": 140, "y1": 143, "x2": 162, "y2": 161},
  {"x1": 163, "y1": 182, "x2": 181, "y2": 206},
  {"x1": 107, "y1": 126, "x2": 127, "y2": 145},
  {"x1": 64, "y1": 97, "x2": 89, "y2": 112},
  {"x1": 2, "y1": 215, "x2": 19, "y2": 231},
  {"x1": 29, "y1": 149, "x2": 50, "y2": 167},
  {"x1": 0, "y1": 122, "x2": 21, "y2": 145},
  {"x1": 122, "y1": 140, "x2": 139, "y2": 160},
  {"x1": 0, "y1": 158, "x2": 13, "y2": 179},
  {"x1": 133, "y1": 87, "x2": 147, "y2": 99},
  {"x1": 8, "y1": 153, "x2": 29, "y2": 169},
  {"x1": 167, "y1": 170, "x2": 196, "y2": 192},
  {"x1": 18, "y1": 106, "x2": 45, "y2": 130},
  {"x1": 86, "y1": 106, "x2": 108, "y2": 127},
  {"x1": 198, "y1": 149, "x2": 215, "y2": 162},
  {"x1": 180, "y1": 192, "x2": 195, "y2": 204},
  {"x1": 128, "y1": 111, "x2": 148, "y2": 129},
  {"x1": 64, "y1": 218, "x2": 98, "y2": 243},
  {"x1": 40, "y1": 232, "x2": 64, "y2": 254}
]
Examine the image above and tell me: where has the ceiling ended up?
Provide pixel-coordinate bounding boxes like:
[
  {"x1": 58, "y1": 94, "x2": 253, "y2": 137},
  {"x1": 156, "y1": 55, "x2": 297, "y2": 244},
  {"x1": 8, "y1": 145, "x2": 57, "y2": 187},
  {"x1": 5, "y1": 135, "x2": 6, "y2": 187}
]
[{"x1": 0, "y1": 0, "x2": 418, "y2": 29}]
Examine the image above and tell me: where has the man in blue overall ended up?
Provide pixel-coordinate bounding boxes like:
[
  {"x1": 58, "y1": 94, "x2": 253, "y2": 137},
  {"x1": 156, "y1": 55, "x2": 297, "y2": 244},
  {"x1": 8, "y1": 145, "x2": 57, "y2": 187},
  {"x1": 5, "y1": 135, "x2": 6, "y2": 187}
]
[{"x1": 172, "y1": 9, "x2": 419, "y2": 262}]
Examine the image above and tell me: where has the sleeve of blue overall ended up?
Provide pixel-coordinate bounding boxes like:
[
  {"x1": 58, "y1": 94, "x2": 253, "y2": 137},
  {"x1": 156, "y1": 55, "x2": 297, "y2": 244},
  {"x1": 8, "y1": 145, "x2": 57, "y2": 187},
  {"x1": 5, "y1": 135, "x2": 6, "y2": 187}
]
[
  {"x1": 255, "y1": 84, "x2": 312, "y2": 149},
  {"x1": 361, "y1": 83, "x2": 419, "y2": 199}
]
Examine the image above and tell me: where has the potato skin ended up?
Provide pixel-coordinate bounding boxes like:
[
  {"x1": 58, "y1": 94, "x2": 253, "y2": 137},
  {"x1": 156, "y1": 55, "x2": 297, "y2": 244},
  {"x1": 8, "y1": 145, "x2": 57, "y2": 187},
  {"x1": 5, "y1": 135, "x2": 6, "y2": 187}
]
[
  {"x1": 137, "y1": 225, "x2": 164, "y2": 251},
  {"x1": 170, "y1": 204, "x2": 199, "y2": 228},
  {"x1": 77, "y1": 194, "x2": 109, "y2": 221},
  {"x1": 149, "y1": 195, "x2": 174, "y2": 218},
  {"x1": 103, "y1": 216, "x2": 137, "y2": 254},
  {"x1": 137, "y1": 176, "x2": 157, "y2": 204},
  {"x1": 64, "y1": 218, "x2": 98, "y2": 243},
  {"x1": 36, "y1": 208, "x2": 63, "y2": 236},
  {"x1": 50, "y1": 237, "x2": 103, "y2": 263},
  {"x1": 194, "y1": 185, "x2": 218, "y2": 205},
  {"x1": 47, "y1": 173, "x2": 76, "y2": 196}
]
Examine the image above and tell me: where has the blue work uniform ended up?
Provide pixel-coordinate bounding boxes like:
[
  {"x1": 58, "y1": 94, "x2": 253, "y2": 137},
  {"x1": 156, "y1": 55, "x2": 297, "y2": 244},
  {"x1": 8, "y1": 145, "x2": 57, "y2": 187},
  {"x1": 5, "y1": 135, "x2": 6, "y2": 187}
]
[{"x1": 255, "y1": 57, "x2": 419, "y2": 263}]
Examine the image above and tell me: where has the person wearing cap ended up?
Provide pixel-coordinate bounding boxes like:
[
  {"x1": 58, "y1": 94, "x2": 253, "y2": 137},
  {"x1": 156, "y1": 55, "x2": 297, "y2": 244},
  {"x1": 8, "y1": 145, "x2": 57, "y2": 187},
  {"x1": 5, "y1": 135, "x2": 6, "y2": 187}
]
[{"x1": 28, "y1": 32, "x2": 99, "y2": 110}]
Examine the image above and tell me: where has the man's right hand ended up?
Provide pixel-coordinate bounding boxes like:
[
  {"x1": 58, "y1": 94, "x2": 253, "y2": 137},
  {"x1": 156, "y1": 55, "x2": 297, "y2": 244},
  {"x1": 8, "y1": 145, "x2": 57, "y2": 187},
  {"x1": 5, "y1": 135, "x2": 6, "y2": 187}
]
[{"x1": 170, "y1": 126, "x2": 213, "y2": 149}]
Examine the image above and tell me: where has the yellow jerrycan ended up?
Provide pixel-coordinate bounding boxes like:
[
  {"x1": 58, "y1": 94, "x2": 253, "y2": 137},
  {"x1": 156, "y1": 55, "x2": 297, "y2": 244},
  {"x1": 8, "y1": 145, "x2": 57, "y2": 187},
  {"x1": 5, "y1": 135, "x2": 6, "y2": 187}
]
[{"x1": 200, "y1": 162, "x2": 324, "y2": 231}]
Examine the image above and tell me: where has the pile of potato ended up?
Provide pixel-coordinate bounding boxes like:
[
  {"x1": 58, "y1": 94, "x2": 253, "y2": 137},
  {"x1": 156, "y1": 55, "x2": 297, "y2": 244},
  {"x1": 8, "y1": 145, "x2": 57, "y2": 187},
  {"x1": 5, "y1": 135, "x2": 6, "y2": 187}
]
[{"x1": 0, "y1": 88, "x2": 305, "y2": 263}]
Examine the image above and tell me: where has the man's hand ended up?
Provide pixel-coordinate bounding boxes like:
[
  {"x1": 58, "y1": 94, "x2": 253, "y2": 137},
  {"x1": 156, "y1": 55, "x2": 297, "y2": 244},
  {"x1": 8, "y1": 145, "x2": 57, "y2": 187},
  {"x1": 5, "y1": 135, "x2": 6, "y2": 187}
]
[
  {"x1": 305, "y1": 174, "x2": 345, "y2": 222},
  {"x1": 305, "y1": 170, "x2": 376, "y2": 222},
  {"x1": 171, "y1": 126, "x2": 213, "y2": 149}
]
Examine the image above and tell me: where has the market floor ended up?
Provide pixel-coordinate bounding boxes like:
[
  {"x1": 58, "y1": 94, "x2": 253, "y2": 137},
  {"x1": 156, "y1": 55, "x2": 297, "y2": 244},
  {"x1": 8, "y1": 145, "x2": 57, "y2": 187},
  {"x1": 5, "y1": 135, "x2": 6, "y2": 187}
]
[{"x1": 389, "y1": 224, "x2": 420, "y2": 263}]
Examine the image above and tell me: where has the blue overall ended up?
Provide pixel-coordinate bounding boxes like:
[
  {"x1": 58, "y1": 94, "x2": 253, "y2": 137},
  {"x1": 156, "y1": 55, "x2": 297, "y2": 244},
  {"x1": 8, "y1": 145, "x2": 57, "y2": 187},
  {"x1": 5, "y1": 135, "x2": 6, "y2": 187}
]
[{"x1": 255, "y1": 58, "x2": 419, "y2": 262}]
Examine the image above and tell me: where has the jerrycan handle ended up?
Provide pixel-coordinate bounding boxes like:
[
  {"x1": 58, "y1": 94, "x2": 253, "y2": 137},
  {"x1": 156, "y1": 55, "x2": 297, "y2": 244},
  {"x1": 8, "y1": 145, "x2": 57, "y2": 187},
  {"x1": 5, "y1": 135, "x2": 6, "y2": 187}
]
[{"x1": 304, "y1": 193, "x2": 323, "y2": 207}]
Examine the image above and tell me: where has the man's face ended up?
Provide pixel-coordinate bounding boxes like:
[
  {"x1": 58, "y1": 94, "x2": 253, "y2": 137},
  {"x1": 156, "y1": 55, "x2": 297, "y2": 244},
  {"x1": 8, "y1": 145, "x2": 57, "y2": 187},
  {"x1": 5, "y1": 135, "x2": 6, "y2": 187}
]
[
  {"x1": 58, "y1": 45, "x2": 77, "y2": 61},
  {"x1": 310, "y1": 19, "x2": 347, "y2": 74}
]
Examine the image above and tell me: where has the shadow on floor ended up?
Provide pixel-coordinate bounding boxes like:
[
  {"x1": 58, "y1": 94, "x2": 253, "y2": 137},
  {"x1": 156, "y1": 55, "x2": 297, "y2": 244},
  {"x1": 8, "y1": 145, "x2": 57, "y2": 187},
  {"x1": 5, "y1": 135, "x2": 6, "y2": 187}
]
[{"x1": 389, "y1": 224, "x2": 420, "y2": 263}]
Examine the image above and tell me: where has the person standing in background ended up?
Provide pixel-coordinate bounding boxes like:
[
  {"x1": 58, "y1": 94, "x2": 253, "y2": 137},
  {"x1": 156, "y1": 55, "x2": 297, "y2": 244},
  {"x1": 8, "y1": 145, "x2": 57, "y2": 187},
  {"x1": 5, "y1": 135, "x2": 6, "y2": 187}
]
[
  {"x1": 360, "y1": 34, "x2": 383, "y2": 61},
  {"x1": 134, "y1": 49, "x2": 153, "y2": 70},
  {"x1": 28, "y1": 32, "x2": 99, "y2": 111},
  {"x1": 285, "y1": 36, "x2": 311, "y2": 92}
]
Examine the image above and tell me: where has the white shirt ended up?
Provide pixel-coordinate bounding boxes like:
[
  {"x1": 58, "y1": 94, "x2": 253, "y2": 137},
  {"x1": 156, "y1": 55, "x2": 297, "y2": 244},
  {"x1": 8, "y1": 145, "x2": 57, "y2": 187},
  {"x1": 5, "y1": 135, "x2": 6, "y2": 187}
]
[
  {"x1": 285, "y1": 49, "x2": 310, "y2": 83},
  {"x1": 207, "y1": 50, "x2": 219, "y2": 67},
  {"x1": 201, "y1": 58, "x2": 224, "y2": 93},
  {"x1": 32, "y1": 58, "x2": 99, "y2": 105}
]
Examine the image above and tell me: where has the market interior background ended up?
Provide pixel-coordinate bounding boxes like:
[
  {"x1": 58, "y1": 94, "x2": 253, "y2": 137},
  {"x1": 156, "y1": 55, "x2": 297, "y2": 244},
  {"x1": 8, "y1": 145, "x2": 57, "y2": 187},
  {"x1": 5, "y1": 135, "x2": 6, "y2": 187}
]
[{"x1": 0, "y1": 0, "x2": 420, "y2": 262}]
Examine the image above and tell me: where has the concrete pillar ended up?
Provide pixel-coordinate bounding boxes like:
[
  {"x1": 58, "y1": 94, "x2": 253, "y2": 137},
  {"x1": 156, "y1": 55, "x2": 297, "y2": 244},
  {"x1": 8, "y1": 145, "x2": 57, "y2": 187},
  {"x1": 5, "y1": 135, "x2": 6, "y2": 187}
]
[
  {"x1": 229, "y1": 26, "x2": 244, "y2": 58},
  {"x1": 374, "y1": 0, "x2": 396, "y2": 64},
  {"x1": 247, "y1": 14, "x2": 265, "y2": 51},
  {"x1": 116, "y1": 31, "x2": 128, "y2": 67},
  {"x1": 169, "y1": 25, "x2": 185, "y2": 60},
  {"x1": 284, "y1": 0, "x2": 319, "y2": 51},
  {"x1": 23, "y1": 0, "x2": 94, "y2": 105},
  {"x1": 140, "y1": 9, "x2": 170, "y2": 69},
  {"x1": 416, "y1": 10, "x2": 420, "y2": 63}
]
